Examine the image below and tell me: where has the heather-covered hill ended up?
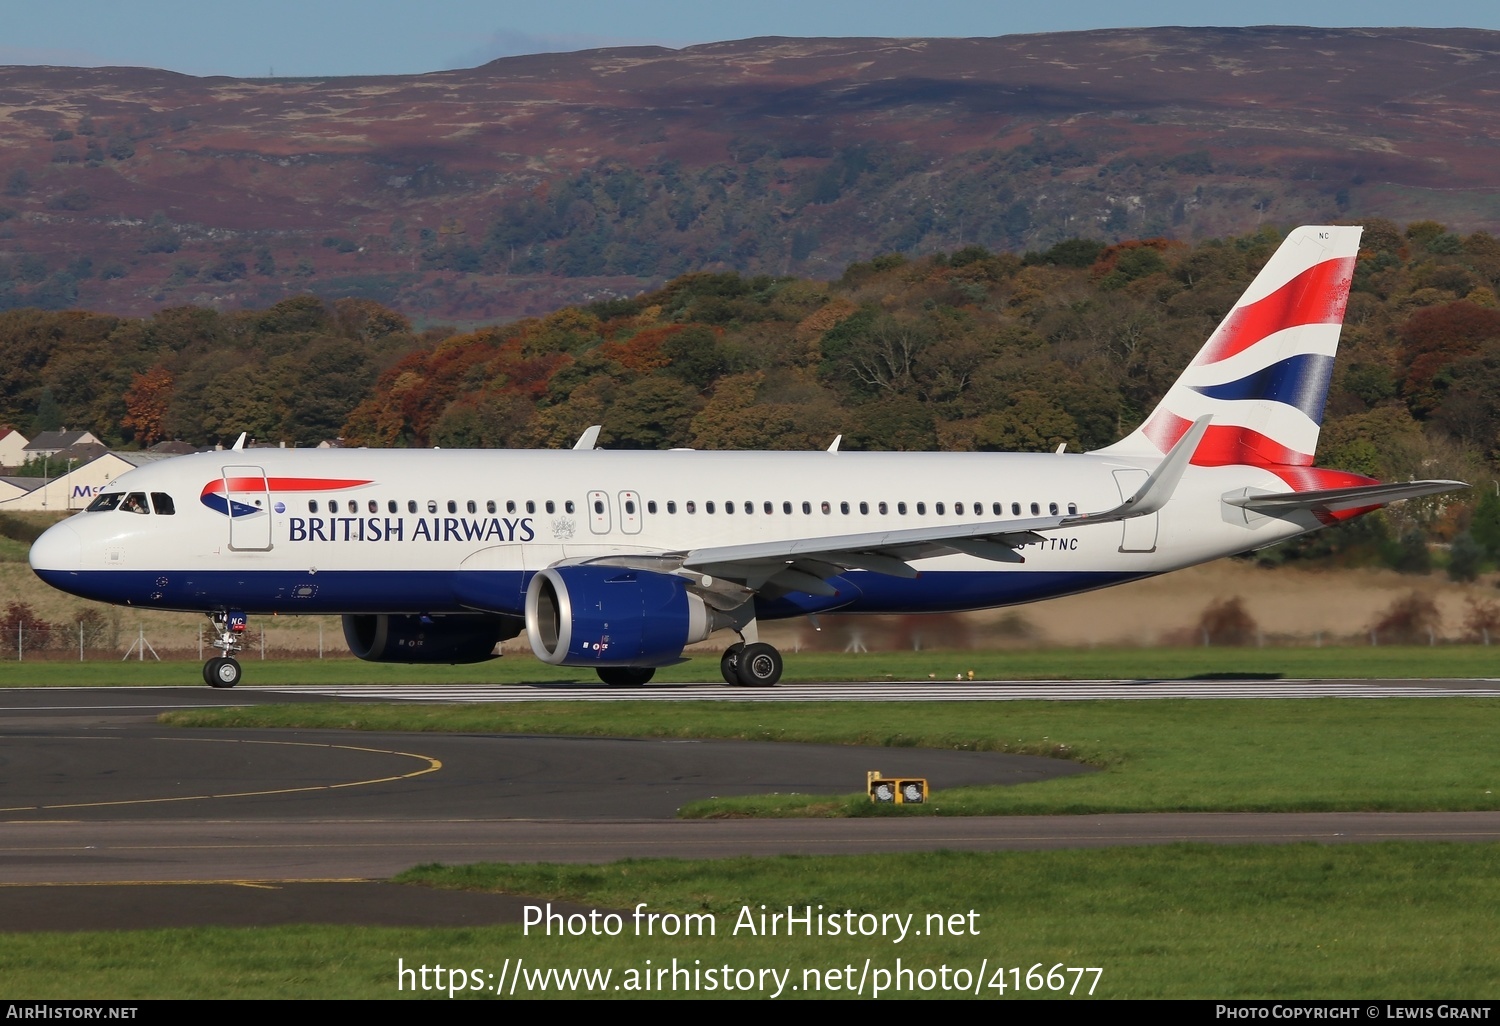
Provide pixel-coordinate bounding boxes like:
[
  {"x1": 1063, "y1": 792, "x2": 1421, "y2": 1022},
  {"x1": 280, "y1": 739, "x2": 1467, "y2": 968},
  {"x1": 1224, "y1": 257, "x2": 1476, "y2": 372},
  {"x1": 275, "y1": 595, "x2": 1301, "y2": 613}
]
[{"x1": 3, "y1": 28, "x2": 1500, "y2": 321}]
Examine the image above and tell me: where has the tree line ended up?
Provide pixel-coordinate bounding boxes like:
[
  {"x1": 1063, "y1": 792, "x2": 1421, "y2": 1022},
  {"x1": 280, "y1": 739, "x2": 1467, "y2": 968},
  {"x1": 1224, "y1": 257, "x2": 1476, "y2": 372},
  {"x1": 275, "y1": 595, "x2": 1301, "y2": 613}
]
[{"x1": 4, "y1": 221, "x2": 1499, "y2": 571}]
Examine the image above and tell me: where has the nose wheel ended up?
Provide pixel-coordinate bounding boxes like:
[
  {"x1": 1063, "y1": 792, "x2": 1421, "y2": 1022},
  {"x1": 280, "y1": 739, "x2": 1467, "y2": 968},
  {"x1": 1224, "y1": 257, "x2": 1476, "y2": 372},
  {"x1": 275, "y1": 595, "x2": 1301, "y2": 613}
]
[
  {"x1": 204, "y1": 656, "x2": 242, "y2": 688},
  {"x1": 203, "y1": 610, "x2": 248, "y2": 688}
]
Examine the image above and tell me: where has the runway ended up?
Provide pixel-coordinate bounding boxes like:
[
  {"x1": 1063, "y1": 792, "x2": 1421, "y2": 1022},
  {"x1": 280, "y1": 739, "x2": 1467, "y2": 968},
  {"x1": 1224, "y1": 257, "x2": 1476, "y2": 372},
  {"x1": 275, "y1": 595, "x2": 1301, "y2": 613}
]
[
  {"x1": 2, "y1": 681, "x2": 1497, "y2": 930},
  {"x1": 246, "y1": 678, "x2": 1500, "y2": 702}
]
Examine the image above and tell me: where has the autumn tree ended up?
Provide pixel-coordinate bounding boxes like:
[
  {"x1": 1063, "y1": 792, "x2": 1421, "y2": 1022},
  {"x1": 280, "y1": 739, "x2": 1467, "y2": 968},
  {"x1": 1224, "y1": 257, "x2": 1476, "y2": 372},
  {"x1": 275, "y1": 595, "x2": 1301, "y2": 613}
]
[
  {"x1": 1397, "y1": 301, "x2": 1500, "y2": 414},
  {"x1": 121, "y1": 365, "x2": 174, "y2": 445}
]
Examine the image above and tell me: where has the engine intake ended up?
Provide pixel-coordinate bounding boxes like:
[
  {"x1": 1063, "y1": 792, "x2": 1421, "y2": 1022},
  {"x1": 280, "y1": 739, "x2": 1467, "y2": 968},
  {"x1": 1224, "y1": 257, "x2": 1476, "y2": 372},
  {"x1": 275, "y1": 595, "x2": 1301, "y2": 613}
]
[
  {"x1": 525, "y1": 565, "x2": 724, "y2": 666},
  {"x1": 342, "y1": 613, "x2": 520, "y2": 664}
]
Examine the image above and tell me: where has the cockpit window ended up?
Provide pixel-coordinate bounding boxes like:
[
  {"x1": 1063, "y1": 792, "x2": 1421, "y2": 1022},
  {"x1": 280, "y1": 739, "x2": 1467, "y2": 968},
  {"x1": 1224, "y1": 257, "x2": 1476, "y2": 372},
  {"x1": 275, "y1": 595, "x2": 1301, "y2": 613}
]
[
  {"x1": 86, "y1": 493, "x2": 122, "y2": 512},
  {"x1": 150, "y1": 493, "x2": 176, "y2": 516},
  {"x1": 120, "y1": 492, "x2": 149, "y2": 515}
]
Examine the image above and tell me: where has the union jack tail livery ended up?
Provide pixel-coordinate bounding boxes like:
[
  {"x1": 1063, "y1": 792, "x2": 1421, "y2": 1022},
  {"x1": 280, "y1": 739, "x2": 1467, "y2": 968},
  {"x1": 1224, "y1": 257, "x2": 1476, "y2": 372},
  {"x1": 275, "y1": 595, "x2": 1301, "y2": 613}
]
[{"x1": 1101, "y1": 224, "x2": 1361, "y2": 471}]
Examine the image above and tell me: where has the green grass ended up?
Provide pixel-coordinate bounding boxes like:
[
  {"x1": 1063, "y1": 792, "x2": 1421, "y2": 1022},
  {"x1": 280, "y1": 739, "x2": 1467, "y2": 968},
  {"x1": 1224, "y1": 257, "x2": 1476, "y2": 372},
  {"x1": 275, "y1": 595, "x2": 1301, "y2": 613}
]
[
  {"x1": 5, "y1": 844, "x2": 1498, "y2": 998},
  {"x1": 5, "y1": 644, "x2": 1500, "y2": 687},
  {"x1": 0, "y1": 534, "x2": 31, "y2": 562},
  {"x1": 162, "y1": 697, "x2": 1500, "y2": 816}
]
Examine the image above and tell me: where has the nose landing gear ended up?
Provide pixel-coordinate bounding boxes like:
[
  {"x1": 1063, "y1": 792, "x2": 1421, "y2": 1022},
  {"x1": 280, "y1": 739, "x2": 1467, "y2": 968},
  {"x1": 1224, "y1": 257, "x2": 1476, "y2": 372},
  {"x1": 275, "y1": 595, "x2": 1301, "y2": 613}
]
[{"x1": 203, "y1": 610, "x2": 246, "y2": 688}]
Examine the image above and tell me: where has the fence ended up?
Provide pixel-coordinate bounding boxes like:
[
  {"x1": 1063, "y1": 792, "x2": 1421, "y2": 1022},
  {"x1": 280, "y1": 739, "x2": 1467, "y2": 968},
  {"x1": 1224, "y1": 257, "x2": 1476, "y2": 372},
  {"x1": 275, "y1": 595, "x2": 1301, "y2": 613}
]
[{"x1": 4, "y1": 618, "x2": 349, "y2": 661}]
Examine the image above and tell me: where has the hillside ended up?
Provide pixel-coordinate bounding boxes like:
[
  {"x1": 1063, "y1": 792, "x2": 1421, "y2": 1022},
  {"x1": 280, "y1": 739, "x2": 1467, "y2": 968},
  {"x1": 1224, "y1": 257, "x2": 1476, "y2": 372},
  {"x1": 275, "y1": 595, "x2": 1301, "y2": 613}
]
[{"x1": 3, "y1": 27, "x2": 1500, "y2": 321}]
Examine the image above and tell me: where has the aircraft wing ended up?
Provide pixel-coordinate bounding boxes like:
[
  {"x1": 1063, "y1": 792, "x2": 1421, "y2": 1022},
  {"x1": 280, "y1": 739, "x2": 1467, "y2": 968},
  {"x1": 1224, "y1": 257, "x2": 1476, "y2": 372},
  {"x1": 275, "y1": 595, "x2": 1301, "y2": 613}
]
[
  {"x1": 573, "y1": 514, "x2": 1075, "y2": 606},
  {"x1": 568, "y1": 419, "x2": 1216, "y2": 605}
]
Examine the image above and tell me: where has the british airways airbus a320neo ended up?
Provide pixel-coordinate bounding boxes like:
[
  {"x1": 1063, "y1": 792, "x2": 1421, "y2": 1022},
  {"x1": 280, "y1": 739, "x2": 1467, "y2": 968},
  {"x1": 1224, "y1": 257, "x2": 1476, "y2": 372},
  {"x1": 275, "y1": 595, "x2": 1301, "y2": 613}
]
[{"x1": 28, "y1": 226, "x2": 1464, "y2": 688}]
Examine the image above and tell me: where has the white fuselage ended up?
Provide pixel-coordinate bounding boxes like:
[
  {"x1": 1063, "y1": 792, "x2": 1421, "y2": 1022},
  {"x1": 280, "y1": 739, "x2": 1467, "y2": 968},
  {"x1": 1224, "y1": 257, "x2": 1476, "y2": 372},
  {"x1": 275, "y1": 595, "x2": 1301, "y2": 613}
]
[{"x1": 29, "y1": 446, "x2": 1312, "y2": 621}]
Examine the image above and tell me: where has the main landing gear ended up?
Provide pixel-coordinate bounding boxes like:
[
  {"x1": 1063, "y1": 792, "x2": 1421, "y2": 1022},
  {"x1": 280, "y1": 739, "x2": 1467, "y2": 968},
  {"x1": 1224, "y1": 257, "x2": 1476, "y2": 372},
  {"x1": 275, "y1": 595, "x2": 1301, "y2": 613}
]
[
  {"x1": 202, "y1": 610, "x2": 246, "y2": 688},
  {"x1": 719, "y1": 641, "x2": 784, "y2": 687},
  {"x1": 596, "y1": 666, "x2": 656, "y2": 686}
]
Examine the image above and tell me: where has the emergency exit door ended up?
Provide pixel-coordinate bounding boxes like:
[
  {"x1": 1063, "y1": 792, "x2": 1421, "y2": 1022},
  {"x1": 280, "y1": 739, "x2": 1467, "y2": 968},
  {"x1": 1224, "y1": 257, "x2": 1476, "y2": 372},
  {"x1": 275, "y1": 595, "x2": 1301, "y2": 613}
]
[{"x1": 1113, "y1": 468, "x2": 1158, "y2": 553}]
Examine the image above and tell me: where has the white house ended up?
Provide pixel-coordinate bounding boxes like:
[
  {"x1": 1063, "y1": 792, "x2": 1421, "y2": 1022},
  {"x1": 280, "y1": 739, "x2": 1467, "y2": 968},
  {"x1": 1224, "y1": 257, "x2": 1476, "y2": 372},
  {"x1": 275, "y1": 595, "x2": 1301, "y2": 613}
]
[
  {"x1": 0, "y1": 427, "x2": 29, "y2": 468},
  {"x1": 22, "y1": 429, "x2": 103, "y2": 460}
]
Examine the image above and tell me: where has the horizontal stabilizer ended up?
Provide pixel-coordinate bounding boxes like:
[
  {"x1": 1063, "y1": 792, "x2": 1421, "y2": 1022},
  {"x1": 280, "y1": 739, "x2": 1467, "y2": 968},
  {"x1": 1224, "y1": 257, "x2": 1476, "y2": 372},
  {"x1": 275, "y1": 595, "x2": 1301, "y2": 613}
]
[{"x1": 1224, "y1": 479, "x2": 1467, "y2": 515}]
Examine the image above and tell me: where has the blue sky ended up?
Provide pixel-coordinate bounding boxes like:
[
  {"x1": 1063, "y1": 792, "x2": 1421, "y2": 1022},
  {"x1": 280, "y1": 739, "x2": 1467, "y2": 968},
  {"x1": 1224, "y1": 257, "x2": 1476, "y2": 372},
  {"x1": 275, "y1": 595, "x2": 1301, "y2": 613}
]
[{"x1": 2, "y1": 1, "x2": 1498, "y2": 78}]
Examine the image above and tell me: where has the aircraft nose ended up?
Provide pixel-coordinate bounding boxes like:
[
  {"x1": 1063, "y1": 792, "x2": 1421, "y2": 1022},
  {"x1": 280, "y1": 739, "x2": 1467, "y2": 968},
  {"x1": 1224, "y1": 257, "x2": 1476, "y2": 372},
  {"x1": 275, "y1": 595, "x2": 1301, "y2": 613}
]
[{"x1": 29, "y1": 521, "x2": 81, "y2": 573}]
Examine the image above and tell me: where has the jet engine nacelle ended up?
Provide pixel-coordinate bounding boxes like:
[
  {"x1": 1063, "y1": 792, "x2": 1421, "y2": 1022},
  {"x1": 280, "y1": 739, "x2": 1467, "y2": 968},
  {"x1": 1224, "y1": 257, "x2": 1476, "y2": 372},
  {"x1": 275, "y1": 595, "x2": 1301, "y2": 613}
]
[
  {"x1": 525, "y1": 565, "x2": 723, "y2": 666},
  {"x1": 342, "y1": 613, "x2": 521, "y2": 664}
]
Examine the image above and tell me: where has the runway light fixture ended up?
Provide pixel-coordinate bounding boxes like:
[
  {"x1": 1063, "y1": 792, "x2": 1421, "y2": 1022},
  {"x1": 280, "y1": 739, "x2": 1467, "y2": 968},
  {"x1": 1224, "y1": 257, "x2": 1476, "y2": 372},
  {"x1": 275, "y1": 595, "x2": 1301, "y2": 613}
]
[{"x1": 867, "y1": 771, "x2": 928, "y2": 805}]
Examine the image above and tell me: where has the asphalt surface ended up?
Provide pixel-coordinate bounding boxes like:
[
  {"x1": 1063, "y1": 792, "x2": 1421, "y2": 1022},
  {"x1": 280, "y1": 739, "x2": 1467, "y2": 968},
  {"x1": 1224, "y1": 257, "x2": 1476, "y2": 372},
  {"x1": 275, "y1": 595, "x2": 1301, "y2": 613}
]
[
  {"x1": 3, "y1": 682, "x2": 1497, "y2": 932},
  {"x1": 1, "y1": 683, "x2": 1085, "y2": 930}
]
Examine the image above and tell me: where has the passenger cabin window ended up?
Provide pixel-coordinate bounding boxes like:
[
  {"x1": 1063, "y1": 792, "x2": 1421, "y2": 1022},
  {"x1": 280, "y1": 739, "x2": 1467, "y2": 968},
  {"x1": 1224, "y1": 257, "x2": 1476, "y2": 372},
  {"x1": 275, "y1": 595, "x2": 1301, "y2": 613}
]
[
  {"x1": 526, "y1": 501, "x2": 536, "y2": 514},
  {"x1": 878, "y1": 501, "x2": 888, "y2": 515},
  {"x1": 466, "y1": 500, "x2": 476, "y2": 514},
  {"x1": 936, "y1": 502, "x2": 945, "y2": 515},
  {"x1": 725, "y1": 501, "x2": 735, "y2": 514},
  {"x1": 486, "y1": 500, "x2": 496, "y2": 514},
  {"x1": 916, "y1": 502, "x2": 926, "y2": 516},
  {"x1": 370, "y1": 500, "x2": 379, "y2": 514},
  {"x1": 765, "y1": 501, "x2": 774, "y2": 515},
  {"x1": 1049, "y1": 502, "x2": 1059, "y2": 515},
  {"x1": 1030, "y1": 502, "x2": 1040, "y2": 515},
  {"x1": 648, "y1": 500, "x2": 658, "y2": 514},
  {"x1": 1011, "y1": 502, "x2": 1021, "y2": 516},
  {"x1": 151, "y1": 493, "x2": 175, "y2": 516},
  {"x1": 1068, "y1": 503, "x2": 1078, "y2": 515},
  {"x1": 389, "y1": 500, "x2": 399, "y2": 514},
  {"x1": 897, "y1": 502, "x2": 907, "y2": 515},
  {"x1": 859, "y1": 501, "x2": 868, "y2": 515},
  {"x1": 546, "y1": 500, "x2": 556, "y2": 514},
  {"x1": 329, "y1": 500, "x2": 340, "y2": 514},
  {"x1": 821, "y1": 501, "x2": 831, "y2": 514},
  {"x1": 783, "y1": 501, "x2": 792, "y2": 514},
  {"x1": 308, "y1": 499, "x2": 319, "y2": 513},
  {"x1": 993, "y1": 502, "x2": 1002, "y2": 516},
  {"x1": 565, "y1": 500, "x2": 576, "y2": 513},
  {"x1": 667, "y1": 501, "x2": 677, "y2": 514},
  {"x1": 506, "y1": 500, "x2": 516, "y2": 514},
  {"x1": 802, "y1": 501, "x2": 811, "y2": 515},
  {"x1": 408, "y1": 500, "x2": 418, "y2": 514},
  {"x1": 427, "y1": 500, "x2": 438, "y2": 513},
  {"x1": 706, "y1": 501, "x2": 716, "y2": 514},
  {"x1": 121, "y1": 492, "x2": 149, "y2": 515},
  {"x1": 87, "y1": 493, "x2": 122, "y2": 512},
  {"x1": 447, "y1": 500, "x2": 458, "y2": 514}
]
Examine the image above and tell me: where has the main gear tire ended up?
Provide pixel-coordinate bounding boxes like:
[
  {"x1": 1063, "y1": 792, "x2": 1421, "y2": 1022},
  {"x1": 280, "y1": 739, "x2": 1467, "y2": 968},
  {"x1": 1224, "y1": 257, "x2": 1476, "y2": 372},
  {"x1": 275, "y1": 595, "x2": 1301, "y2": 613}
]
[
  {"x1": 735, "y1": 643, "x2": 783, "y2": 687},
  {"x1": 720, "y1": 644, "x2": 744, "y2": 685},
  {"x1": 597, "y1": 666, "x2": 656, "y2": 686}
]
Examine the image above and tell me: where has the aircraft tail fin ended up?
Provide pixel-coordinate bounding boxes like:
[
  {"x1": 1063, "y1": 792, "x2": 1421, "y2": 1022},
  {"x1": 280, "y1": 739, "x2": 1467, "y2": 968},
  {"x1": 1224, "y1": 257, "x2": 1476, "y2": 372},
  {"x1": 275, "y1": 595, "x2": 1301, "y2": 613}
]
[{"x1": 1098, "y1": 225, "x2": 1362, "y2": 468}]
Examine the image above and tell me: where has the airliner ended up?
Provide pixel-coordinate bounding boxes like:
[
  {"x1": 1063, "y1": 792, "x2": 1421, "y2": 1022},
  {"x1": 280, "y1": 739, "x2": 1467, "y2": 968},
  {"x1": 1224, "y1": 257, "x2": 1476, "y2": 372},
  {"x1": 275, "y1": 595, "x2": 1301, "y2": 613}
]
[{"x1": 28, "y1": 225, "x2": 1463, "y2": 688}]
